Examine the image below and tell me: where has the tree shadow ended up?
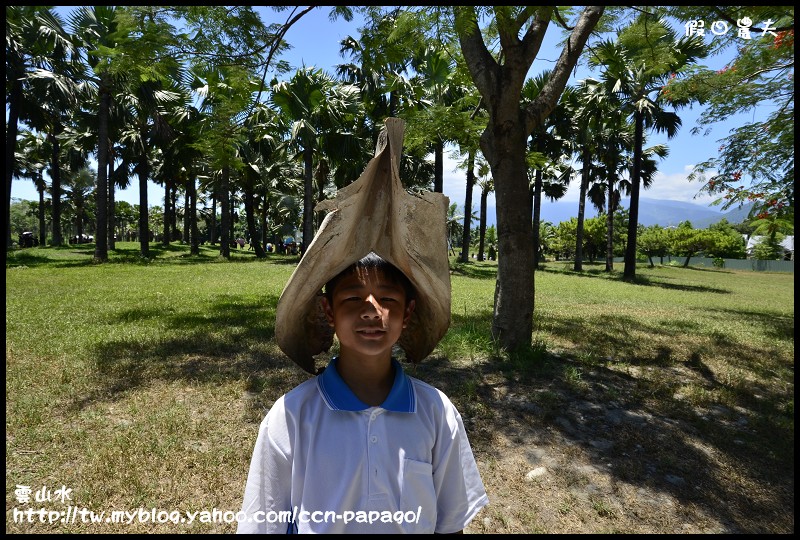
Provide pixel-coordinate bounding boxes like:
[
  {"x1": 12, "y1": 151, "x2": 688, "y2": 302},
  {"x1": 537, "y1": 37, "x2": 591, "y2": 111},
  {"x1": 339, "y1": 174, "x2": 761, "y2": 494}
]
[
  {"x1": 536, "y1": 264, "x2": 732, "y2": 294},
  {"x1": 71, "y1": 293, "x2": 308, "y2": 412},
  {"x1": 418, "y1": 309, "x2": 793, "y2": 533}
]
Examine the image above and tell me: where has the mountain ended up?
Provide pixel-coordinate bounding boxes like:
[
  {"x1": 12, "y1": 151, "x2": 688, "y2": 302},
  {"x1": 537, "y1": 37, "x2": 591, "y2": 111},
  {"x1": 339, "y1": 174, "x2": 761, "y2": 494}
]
[
  {"x1": 482, "y1": 198, "x2": 753, "y2": 229},
  {"x1": 472, "y1": 197, "x2": 752, "y2": 229}
]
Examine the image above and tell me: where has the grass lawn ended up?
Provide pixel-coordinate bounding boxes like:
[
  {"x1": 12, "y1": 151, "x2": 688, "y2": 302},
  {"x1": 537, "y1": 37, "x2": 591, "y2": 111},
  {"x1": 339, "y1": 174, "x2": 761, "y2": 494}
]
[{"x1": 6, "y1": 243, "x2": 794, "y2": 533}]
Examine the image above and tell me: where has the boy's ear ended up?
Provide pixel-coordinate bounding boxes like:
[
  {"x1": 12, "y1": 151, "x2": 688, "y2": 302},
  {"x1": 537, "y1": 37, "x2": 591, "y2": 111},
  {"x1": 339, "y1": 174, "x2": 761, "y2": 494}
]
[
  {"x1": 403, "y1": 299, "x2": 416, "y2": 328},
  {"x1": 321, "y1": 296, "x2": 335, "y2": 327}
]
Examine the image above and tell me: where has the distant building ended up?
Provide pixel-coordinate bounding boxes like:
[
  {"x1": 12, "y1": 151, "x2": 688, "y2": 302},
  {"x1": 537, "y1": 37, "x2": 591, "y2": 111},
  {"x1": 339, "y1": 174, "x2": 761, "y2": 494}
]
[{"x1": 744, "y1": 235, "x2": 794, "y2": 260}]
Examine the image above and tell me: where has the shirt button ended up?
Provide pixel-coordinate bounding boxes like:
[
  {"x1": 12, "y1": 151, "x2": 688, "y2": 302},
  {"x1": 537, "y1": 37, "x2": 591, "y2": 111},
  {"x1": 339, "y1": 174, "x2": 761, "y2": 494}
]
[{"x1": 371, "y1": 435, "x2": 378, "y2": 443}]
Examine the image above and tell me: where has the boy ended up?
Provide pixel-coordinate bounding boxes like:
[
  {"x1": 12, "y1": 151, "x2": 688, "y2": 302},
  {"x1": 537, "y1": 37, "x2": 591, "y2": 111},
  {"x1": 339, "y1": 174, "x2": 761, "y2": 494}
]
[
  {"x1": 236, "y1": 118, "x2": 488, "y2": 533},
  {"x1": 237, "y1": 253, "x2": 488, "y2": 533}
]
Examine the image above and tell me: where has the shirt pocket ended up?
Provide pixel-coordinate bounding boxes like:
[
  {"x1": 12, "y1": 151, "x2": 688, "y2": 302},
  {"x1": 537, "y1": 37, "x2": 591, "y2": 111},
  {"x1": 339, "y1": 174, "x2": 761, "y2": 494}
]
[{"x1": 400, "y1": 458, "x2": 436, "y2": 533}]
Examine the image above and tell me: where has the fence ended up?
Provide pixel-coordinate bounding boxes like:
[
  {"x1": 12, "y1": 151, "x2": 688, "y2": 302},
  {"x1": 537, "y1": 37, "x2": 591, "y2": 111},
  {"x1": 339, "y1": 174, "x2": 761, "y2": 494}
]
[{"x1": 612, "y1": 256, "x2": 794, "y2": 273}]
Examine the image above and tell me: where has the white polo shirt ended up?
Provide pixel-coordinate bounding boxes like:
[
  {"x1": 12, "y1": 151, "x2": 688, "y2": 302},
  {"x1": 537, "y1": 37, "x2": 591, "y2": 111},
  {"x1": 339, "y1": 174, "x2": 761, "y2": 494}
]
[{"x1": 237, "y1": 357, "x2": 489, "y2": 534}]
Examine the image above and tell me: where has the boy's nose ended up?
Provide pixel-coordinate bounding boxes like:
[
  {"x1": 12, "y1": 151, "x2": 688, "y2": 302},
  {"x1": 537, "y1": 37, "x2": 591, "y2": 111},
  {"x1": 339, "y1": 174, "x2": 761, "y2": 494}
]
[{"x1": 361, "y1": 295, "x2": 381, "y2": 318}]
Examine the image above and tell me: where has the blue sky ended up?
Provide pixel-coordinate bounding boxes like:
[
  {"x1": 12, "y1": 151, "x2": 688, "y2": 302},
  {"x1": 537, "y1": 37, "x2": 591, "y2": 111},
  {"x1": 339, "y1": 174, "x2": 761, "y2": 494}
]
[{"x1": 12, "y1": 7, "x2": 772, "y2": 222}]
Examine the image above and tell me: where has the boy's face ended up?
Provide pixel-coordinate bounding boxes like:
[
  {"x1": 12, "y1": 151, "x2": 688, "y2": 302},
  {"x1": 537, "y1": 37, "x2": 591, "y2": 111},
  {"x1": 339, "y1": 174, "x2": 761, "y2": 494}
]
[{"x1": 321, "y1": 267, "x2": 415, "y2": 362}]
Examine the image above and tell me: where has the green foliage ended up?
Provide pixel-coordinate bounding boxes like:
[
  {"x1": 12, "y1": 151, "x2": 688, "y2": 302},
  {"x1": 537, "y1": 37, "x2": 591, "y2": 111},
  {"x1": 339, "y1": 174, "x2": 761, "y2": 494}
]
[
  {"x1": 638, "y1": 224, "x2": 672, "y2": 264},
  {"x1": 484, "y1": 225, "x2": 497, "y2": 246},
  {"x1": 9, "y1": 200, "x2": 39, "y2": 239},
  {"x1": 665, "y1": 7, "x2": 794, "y2": 221}
]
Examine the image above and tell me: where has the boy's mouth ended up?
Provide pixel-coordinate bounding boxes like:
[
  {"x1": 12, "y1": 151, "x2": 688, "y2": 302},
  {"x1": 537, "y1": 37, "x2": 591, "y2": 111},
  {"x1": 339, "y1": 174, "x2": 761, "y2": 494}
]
[{"x1": 357, "y1": 328, "x2": 386, "y2": 336}]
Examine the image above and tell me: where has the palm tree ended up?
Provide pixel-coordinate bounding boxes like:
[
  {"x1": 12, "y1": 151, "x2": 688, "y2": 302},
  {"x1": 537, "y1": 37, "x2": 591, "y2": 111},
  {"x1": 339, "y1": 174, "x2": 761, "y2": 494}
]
[
  {"x1": 271, "y1": 66, "x2": 363, "y2": 256},
  {"x1": 523, "y1": 73, "x2": 574, "y2": 269},
  {"x1": 63, "y1": 165, "x2": 96, "y2": 243},
  {"x1": 67, "y1": 5, "x2": 132, "y2": 261},
  {"x1": 446, "y1": 202, "x2": 464, "y2": 257},
  {"x1": 474, "y1": 158, "x2": 494, "y2": 262},
  {"x1": 589, "y1": 15, "x2": 708, "y2": 281},
  {"x1": 13, "y1": 129, "x2": 50, "y2": 245},
  {"x1": 579, "y1": 77, "x2": 633, "y2": 272},
  {"x1": 337, "y1": 8, "x2": 417, "y2": 122},
  {"x1": 5, "y1": 6, "x2": 75, "y2": 248}
]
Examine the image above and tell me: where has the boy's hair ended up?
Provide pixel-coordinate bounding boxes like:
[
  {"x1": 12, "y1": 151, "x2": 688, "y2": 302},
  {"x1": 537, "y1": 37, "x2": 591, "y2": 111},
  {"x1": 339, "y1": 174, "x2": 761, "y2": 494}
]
[{"x1": 324, "y1": 252, "x2": 415, "y2": 304}]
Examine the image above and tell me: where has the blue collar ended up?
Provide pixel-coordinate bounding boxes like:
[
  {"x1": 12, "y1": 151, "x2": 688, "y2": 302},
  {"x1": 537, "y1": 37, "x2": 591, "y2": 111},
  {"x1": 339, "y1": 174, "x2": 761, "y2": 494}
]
[{"x1": 316, "y1": 357, "x2": 416, "y2": 413}]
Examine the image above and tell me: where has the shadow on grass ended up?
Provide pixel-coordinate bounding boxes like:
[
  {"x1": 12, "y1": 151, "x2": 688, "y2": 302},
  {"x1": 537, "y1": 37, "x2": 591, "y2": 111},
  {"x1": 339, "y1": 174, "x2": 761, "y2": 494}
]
[
  {"x1": 74, "y1": 292, "x2": 308, "y2": 412},
  {"x1": 6, "y1": 243, "x2": 301, "y2": 269},
  {"x1": 449, "y1": 261, "x2": 498, "y2": 280},
  {"x1": 536, "y1": 264, "x2": 732, "y2": 294},
  {"x1": 426, "y1": 308, "x2": 793, "y2": 533}
]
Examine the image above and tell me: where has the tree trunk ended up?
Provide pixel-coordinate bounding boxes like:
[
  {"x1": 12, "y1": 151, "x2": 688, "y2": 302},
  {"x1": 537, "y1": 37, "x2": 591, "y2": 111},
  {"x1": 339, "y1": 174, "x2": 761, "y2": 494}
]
[
  {"x1": 183, "y1": 181, "x2": 190, "y2": 244},
  {"x1": 108, "y1": 156, "x2": 116, "y2": 250},
  {"x1": 533, "y1": 168, "x2": 543, "y2": 268},
  {"x1": 459, "y1": 150, "x2": 475, "y2": 263},
  {"x1": 624, "y1": 111, "x2": 644, "y2": 281},
  {"x1": 478, "y1": 188, "x2": 488, "y2": 261},
  {"x1": 189, "y1": 174, "x2": 199, "y2": 255},
  {"x1": 5, "y1": 75, "x2": 22, "y2": 249},
  {"x1": 434, "y1": 140, "x2": 444, "y2": 193},
  {"x1": 94, "y1": 86, "x2": 110, "y2": 261},
  {"x1": 138, "y1": 133, "x2": 150, "y2": 258},
  {"x1": 162, "y1": 181, "x2": 170, "y2": 247},
  {"x1": 261, "y1": 189, "x2": 269, "y2": 248},
  {"x1": 37, "y1": 173, "x2": 46, "y2": 246},
  {"x1": 574, "y1": 147, "x2": 590, "y2": 271},
  {"x1": 301, "y1": 146, "x2": 314, "y2": 257},
  {"x1": 219, "y1": 166, "x2": 230, "y2": 258},
  {"x1": 482, "y1": 123, "x2": 534, "y2": 351},
  {"x1": 171, "y1": 184, "x2": 178, "y2": 241},
  {"x1": 244, "y1": 183, "x2": 265, "y2": 258},
  {"x1": 605, "y1": 178, "x2": 614, "y2": 272},
  {"x1": 50, "y1": 132, "x2": 63, "y2": 246},
  {"x1": 210, "y1": 194, "x2": 217, "y2": 245}
]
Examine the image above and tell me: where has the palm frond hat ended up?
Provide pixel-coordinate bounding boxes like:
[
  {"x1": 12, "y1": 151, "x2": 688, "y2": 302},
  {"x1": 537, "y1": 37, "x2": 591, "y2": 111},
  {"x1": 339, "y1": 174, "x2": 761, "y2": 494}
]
[{"x1": 275, "y1": 118, "x2": 452, "y2": 374}]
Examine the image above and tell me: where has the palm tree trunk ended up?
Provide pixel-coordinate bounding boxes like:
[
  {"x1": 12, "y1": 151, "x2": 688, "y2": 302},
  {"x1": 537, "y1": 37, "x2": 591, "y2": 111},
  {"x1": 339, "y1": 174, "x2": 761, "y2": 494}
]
[
  {"x1": 478, "y1": 188, "x2": 488, "y2": 261},
  {"x1": 244, "y1": 184, "x2": 265, "y2": 258},
  {"x1": 183, "y1": 184, "x2": 190, "y2": 244},
  {"x1": 624, "y1": 111, "x2": 644, "y2": 281},
  {"x1": 171, "y1": 185, "x2": 178, "y2": 241},
  {"x1": 459, "y1": 151, "x2": 475, "y2": 263},
  {"x1": 533, "y1": 169, "x2": 543, "y2": 269},
  {"x1": 574, "y1": 147, "x2": 590, "y2": 271},
  {"x1": 94, "y1": 86, "x2": 110, "y2": 261},
  {"x1": 301, "y1": 146, "x2": 314, "y2": 257},
  {"x1": 261, "y1": 189, "x2": 269, "y2": 248},
  {"x1": 162, "y1": 181, "x2": 170, "y2": 247},
  {"x1": 189, "y1": 174, "x2": 199, "y2": 255},
  {"x1": 434, "y1": 140, "x2": 444, "y2": 193},
  {"x1": 37, "y1": 172, "x2": 46, "y2": 246},
  {"x1": 5, "y1": 76, "x2": 22, "y2": 249},
  {"x1": 50, "y1": 132, "x2": 63, "y2": 246},
  {"x1": 219, "y1": 166, "x2": 230, "y2": 258},
  {"x1": 605, "y1": 178, "x2": 614, "y2": 272},
  {"x1": 108, "y1": 157, "x2": 116, "y2": 250},
  {"x1": 138, "y1": 135, "x2": 150, "y2": 258},
  {"x1": 210, "y1": 194, "x2": 217, "y2": 245}
]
